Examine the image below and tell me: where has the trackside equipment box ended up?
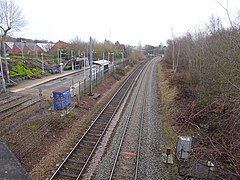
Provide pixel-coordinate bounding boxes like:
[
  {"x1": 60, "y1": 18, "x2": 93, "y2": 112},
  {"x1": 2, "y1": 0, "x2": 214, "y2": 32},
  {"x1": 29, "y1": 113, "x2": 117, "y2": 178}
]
[
  {"x1": 176, "y1": 136, "x2": 192, "y2": 160},
  {"x1": 52, "y1": 87, "x2": 71, "y2": 110}
]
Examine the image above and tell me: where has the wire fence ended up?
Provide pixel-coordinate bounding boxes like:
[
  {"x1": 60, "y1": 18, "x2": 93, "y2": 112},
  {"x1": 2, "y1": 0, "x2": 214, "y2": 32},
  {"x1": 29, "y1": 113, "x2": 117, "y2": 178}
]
[{"x1": 70, "y1": 60, "x2": 129, "y2": 98}]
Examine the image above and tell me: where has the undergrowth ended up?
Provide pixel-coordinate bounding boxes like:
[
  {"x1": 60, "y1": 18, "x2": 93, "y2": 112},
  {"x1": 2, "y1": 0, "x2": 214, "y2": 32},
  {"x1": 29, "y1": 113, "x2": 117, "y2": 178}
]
[{"x1": 157, "y1": 62, "x2": 178, "y2": 150}]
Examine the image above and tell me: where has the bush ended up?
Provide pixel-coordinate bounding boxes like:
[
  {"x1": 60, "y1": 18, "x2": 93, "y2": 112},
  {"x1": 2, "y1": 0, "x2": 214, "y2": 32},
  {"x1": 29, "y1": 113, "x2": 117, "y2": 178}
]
[
  {"x1": 10, "y1": 62, "x2": 42, "y2": 78},
  {"x1": 115, "y1": 67, "x2": 126, "y2": 76},
  {"x1": 64, "y1": 66, "x2": 72, "y2": 70}
]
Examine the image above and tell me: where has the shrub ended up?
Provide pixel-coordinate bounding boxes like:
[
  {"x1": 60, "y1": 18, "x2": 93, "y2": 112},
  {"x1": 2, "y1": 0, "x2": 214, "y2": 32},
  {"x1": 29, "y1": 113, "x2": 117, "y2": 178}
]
[{"x1": 10, "y1": 62, "x2": 42, "y2": 78}]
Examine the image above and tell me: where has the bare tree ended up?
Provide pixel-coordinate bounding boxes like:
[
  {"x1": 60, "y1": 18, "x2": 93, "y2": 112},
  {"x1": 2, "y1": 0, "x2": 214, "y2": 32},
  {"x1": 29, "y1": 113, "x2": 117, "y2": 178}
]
[
  {"x1": 0, "y1": 0, "x2": 26, "y2": 39},
  {"x1": 216, "y1": 0, "x2": 234, "y2": 28}
]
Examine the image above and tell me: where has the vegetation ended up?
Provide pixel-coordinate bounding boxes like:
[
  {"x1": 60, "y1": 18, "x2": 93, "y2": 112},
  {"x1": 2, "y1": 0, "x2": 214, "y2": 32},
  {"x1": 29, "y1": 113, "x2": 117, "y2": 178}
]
[
  {"x1": 128, "y1": 50, "x2": 146, "y2": 66},
  {"x1": 68, "y1": 36, "x2": 131, "y2": 61},
  {"x1": 10, "y1": 62, "x2": 42, "y2": 78},
  {"x1": 157, "y1": 62, "x2": 178, "y2": 149},
  {"x1": 64, "y1": 66, "x2": 72, "y2": 70},
  {"x1": 30, "y1": 124, "x2": 39, "y2": 129},
  {"x1": 0, "y1": 0, "x2": 26, "y2": 50},
  {"x1": 163, "y1": 9, "x2": 240, "y2": 179},
  {"x1": 66, "y1": 113, "x2": 76, "y2": 119}
]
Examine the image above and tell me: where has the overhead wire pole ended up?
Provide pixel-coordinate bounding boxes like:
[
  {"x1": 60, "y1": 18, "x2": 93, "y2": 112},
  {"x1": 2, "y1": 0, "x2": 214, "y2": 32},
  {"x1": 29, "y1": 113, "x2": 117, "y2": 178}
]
[
  {"x1": 122, "y1": 47, "x2": 124, "y2": 66},
  {"x1": 2, "y1": 41, "x2": 10, "y2": 82},
  {"x1": 0, "y1": 55, "x2": 6, "y2": 92},
  {"x1": 83, "y1": 51, "x2": 86, "y2": 96},
  {"x1": 89, "y1": 36, "x2": 94, "y2": 96}
]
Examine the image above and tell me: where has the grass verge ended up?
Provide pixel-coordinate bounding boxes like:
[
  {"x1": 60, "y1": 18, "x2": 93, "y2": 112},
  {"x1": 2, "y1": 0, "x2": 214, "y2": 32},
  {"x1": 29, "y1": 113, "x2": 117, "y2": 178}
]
[{"x1": 157, "y1": 62, "x2": 178, "y2": 174}]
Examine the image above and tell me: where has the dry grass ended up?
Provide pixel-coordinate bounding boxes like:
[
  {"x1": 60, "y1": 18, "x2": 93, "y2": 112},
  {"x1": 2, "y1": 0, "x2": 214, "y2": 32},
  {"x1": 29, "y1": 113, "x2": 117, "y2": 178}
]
[{"x1": 157, "y1": 62, "x2": 178, "y2": 150}]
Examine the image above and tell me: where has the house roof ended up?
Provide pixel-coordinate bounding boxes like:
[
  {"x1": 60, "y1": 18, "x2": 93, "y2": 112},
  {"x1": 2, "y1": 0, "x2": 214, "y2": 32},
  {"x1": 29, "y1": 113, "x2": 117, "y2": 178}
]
[
  {"x1": 6, "y1": 42, "x2": 14, "y2": 49},
  {"x1": 14, "y1": 42, "x2": 23, "y2": 49},
  {"x1": 37, "y1": 43, "x2": 55, "y2": 52},
  {"x1": 26, "y1": 43, "x2": 36, "y2": 51}
]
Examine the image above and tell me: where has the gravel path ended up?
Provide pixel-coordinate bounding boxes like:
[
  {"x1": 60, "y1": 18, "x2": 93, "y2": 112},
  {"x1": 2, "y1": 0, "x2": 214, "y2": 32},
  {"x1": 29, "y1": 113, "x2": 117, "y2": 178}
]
[{"x1": 93, "y1": 57, "x2": 171, "y2": 179}]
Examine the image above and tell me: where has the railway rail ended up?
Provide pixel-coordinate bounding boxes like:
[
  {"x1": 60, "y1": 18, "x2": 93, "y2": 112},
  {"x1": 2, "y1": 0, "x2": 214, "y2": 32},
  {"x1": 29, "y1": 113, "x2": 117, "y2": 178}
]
[
  {"x1": 0, "y1": 95, "x2": 41, "y2": 120},
  {"x1": 50, "y1": 62, "x2": 146, "y2": 179},
  {"x1": 108, "y1": 60, "x2": 151, "y2": 179},
  {"x1": 0, "y1": 95, "x2": 24, "y2": 108}
]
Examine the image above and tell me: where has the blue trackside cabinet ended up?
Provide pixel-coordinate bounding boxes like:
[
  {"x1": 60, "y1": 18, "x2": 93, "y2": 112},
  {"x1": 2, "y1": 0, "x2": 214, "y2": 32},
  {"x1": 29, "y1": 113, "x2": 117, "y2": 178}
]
[{"x1": 52, "y1": 87, "x2": 71, "y2": 110}]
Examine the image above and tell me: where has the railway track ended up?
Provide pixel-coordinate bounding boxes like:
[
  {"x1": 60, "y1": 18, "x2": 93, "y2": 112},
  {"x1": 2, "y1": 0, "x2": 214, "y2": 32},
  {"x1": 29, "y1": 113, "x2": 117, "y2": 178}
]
[
  {"x1": 108, "y1": 60, "x2": 151, "y2": 179},
  {"x1": 0, "y1": 94, "x2": 24, "y2": 108},
  {"x1": 0, "y1": 95, "x2": 41, "y2": 120},
  {"x1": 50, "y1": 62, "x2": 146, "y2": 179}
]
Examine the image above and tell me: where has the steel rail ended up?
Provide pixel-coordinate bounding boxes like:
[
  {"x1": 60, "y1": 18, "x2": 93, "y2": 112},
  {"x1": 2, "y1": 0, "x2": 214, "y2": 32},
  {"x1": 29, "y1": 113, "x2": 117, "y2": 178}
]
[
  {"x1": 0, "y1": 95, "x2": 24, "y2": 107},
  {"x1": 109, "y1": 60, "x2": 152, "y2": 179},
  {"x1": 134, "y1": 69, "x2": 148, "y2": 180},
  {"x1": 0, "y1": 97, "x2": 33, "y2": 113},
  {"x1": 50, "y1": 62, "x2": 146, "y2": 179},
  {"x1": 0, "y1": 98, "x2": 41, "y2": 120}
]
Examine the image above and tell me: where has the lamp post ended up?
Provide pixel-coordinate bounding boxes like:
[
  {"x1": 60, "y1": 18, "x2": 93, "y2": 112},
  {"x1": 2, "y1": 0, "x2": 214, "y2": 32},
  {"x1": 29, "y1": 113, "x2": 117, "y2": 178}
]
[
  {"x1": 41, "y1": 53, "x2": 44, "y2": 73},
  {"x1": 57, "y1": 49, "x2": 64, "y2": 64}
]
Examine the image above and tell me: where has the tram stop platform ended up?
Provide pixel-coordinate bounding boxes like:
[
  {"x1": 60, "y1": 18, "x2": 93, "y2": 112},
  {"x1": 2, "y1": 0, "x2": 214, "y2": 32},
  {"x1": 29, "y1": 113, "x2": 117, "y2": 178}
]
[{"x1": 0, "y1": 140, "x2": 31, "y2": 179}]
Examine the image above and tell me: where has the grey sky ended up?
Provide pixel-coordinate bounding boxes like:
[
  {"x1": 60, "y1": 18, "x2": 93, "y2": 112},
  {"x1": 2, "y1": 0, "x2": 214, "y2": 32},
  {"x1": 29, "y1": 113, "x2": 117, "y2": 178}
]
[{"x1": 13, "y1": 0, "x2": 240, "y2": 46}]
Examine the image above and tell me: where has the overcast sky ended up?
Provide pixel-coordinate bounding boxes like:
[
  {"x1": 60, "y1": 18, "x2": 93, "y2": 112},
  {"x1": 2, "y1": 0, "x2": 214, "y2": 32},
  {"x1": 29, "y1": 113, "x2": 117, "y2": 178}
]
[{"x1": 13, "y1": 0, "x2": 240, "y2": 46}]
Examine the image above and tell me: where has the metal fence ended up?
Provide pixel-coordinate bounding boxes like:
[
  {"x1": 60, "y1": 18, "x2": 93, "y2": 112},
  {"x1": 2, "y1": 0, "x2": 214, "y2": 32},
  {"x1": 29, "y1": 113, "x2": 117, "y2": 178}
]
[{"x1": 70, "y1": 60, "x2": 129, "y2": 98}]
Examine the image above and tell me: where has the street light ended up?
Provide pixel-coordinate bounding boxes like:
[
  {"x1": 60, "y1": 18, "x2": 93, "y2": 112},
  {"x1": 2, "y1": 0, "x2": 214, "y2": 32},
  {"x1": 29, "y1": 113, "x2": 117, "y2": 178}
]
[
  {"x1": 59, "y1": 49, "x2": 66, "y2": 63},
  {"x1": 41, "y1": 53, "x2": 44, "y2": 73},
  {"x1": 57, "y1": 49, "x2": 64, "y2": 64}
]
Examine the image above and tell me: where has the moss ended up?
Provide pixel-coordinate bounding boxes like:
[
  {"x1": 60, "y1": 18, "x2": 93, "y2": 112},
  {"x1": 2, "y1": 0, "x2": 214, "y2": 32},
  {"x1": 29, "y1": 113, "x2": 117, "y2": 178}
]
[
  {"x1": 30, "y1": 124, "x2": 39, "y2": 129},
  {"x1": 66, "y1": 113, "x2": 76, "y2": 119}
]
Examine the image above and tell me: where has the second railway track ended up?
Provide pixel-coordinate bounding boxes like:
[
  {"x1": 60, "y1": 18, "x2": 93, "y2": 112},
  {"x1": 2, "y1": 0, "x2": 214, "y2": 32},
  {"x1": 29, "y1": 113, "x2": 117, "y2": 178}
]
[
  {"x1": 108, "y1": 60, "x2": 152, "y2": 179},
  {"x1": 50, "y1": 62, "x2": 147, "y2": 179}
]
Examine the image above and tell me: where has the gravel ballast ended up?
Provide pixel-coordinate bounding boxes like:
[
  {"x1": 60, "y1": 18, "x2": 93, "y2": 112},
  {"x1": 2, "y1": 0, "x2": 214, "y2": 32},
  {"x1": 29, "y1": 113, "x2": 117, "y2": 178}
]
[{"x1": 93, "y1": 57, "x2": 171, "y2": 179}]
